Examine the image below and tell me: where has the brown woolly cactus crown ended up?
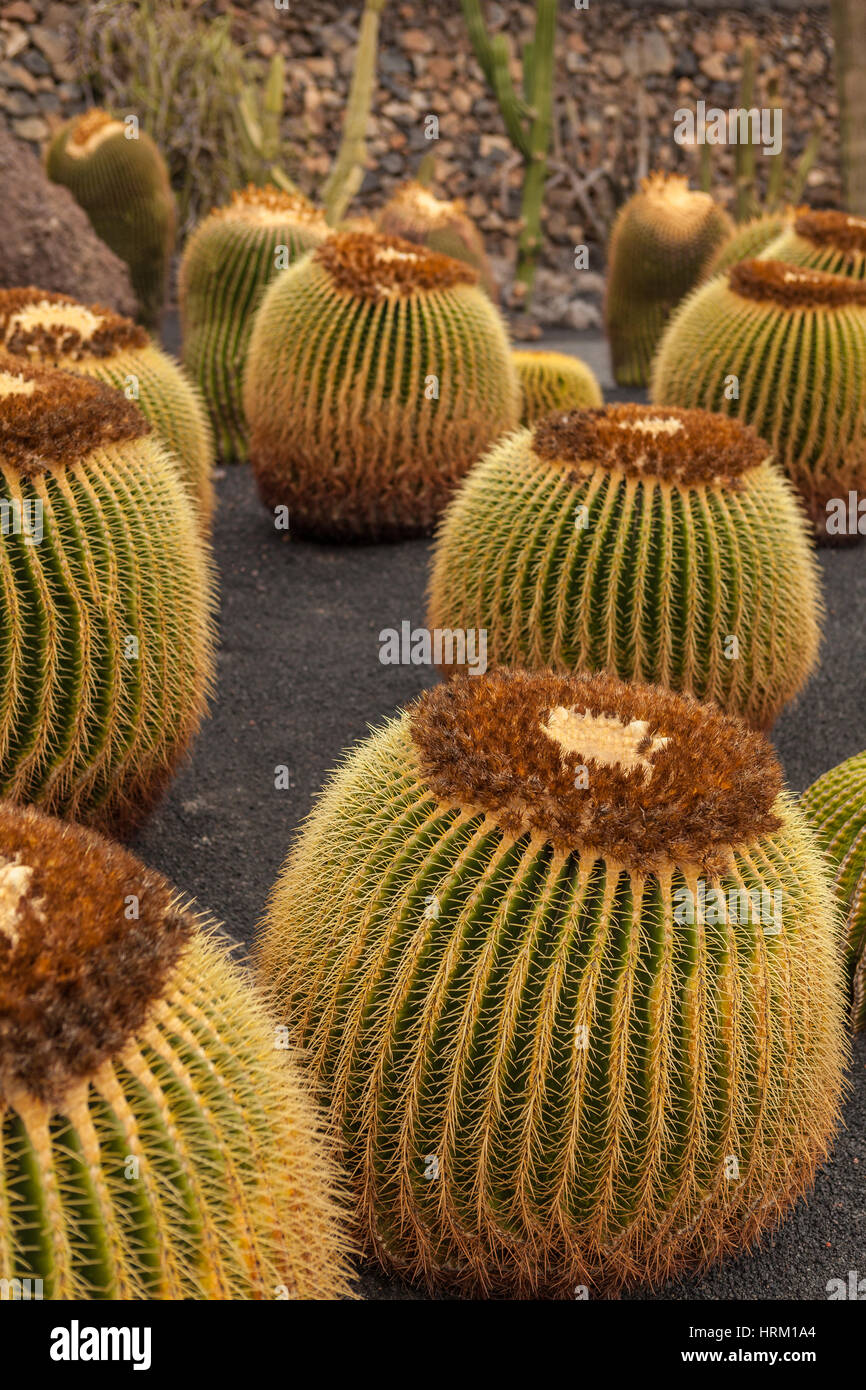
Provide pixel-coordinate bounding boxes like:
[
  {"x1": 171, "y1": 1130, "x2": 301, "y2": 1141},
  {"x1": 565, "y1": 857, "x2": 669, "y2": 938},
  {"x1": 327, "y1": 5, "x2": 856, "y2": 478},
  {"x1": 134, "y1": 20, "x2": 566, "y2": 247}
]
[
  {"x1": 410, "y1": 669, "x2": 783, "y2": 875},
  {"x1": 315, "y1": 231, "x2": 479, "y2": 299},
  {"x1": 532, "y1": 403, "x2": 769, "y2": 490},
  {"x1": 384, "y1": 181, "x2": 470, "y2": 228},
  {"x1": 729, "y1": 258, "x2": 866, "y2": 309},
  {"x1": 794, "y1": 208, "x2": 866, "y2": 254},
  {"x1": 636, "y1": 170, "x2": 720, "y2": 234},
  {"x1": 65, "y1": 107, "x2": 122, "y2": 156},
  {"x1": 212, "y1": 182, "x2": 327, "y2": 229},
  {"x1": 0, "y1": 803, "x2": 191, "y2": 1103},
  {"x1": 0, "y1": 356, "x2": 149, "y2": 473},
  {"x1": 0, "y1": 287, "x2": 148, "y2": 361}
]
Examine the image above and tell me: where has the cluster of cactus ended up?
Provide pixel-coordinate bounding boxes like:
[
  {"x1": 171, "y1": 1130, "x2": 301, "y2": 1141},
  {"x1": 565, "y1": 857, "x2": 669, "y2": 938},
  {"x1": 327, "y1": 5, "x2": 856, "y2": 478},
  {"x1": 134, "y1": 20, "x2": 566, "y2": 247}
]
[
  {"x1": 651, "y1": 258, "x2": 866, "y2": 530},
  {"x1": 376, "y1": 182, "x2": 498, "y2": 298},
  {"x1": 512, "y1": 348, "x2": 602, "y2": 425},
  {"x1": 257, "y1": 667, "x2": 846, "y2": 1296},
  {"x1": 761, "y1": 207, "x2": 866, "y2": 279},
  {"x1": 0, "y1": 802, "x2": 352, "y2": 1299},
  {"x1": 179, "y1": 184, "x2": 329, "y2": 462},
  {"x1": 46, "y1": 109, "x2": 176, "y2": 331},
  {"x1": 604, "y1": 173, "x2": 733, "y2": 386},
  {"x1": 428, "y1": 404, "x2": 821, "y2": 730},
  {"x1": 0, "y1": 358, "x2": 214, "y2": 834},
  {"x1": 701, "y1": 210, "x2": 792, "y2": 281},
  {"x1": 0, "y1": 288, "x2": 214, "y2": 530},
  {"x1": 244, "y1": 231, "x2": 520, "y2": 540},
  {"x1": 801, "y1": 753, "x2": 866, "y2": 1031}
]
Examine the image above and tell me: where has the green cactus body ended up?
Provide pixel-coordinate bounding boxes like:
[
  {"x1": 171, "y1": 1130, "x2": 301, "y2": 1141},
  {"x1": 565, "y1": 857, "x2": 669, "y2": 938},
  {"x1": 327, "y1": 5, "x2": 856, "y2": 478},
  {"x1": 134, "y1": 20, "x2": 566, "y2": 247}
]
[
  {"x1": 428, "y1": 405, "x2": 820, "y2": 730},
  {"x1": 801, "y1": 753, "x2": 866, "y2": 1029},
  {"x1": 604, "y1": 173, "x2": 733, "y2": 387},
  {"x1": 0, "y1": 359, "x2": 214, "y2": 834},
  {"x1": 702, "y1": 211, "x2": 792, "y2": 281},
  {"x1": 0, "y1": 803, "x2": 352, "y2": 1299},
  {"x1": 257, "y1": 669, "x2": 846, "y2": 1296},
  {"x1": 179, "y1": 185, "x2": 329, "y2": 463},
  {"x1": 651, "y1": 258, "x2": 866, "y2": 529},
  {"x1": 0, "y1": 289, "x2": 214, "y2": 531},
  {"x1": 244, "y1": 231, "x2": 520, "y2": 540},
  {"x1": 45, "y1": 110, "x2": 176, "y2": 331},
  {"x1": 376, "y1": 181, "x2": 499, "y2": 298},
  {"x1": 761, "y1": 207, "x2": 866, "y2": 279},
  {"x1": 513, "y1": 349, "x2": 603, "y2": 426}
]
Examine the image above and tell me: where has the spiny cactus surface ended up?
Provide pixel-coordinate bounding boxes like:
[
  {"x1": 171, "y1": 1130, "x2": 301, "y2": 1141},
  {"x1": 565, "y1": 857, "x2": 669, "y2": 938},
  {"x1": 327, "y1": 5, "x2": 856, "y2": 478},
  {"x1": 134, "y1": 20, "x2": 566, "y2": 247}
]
[
  {"x1": 428, "y1": 404, "x2": 821, "y2": 730},
  {"x1": 702, "y1": 210, "x2": 791, "y2": 281},
  {"x1": 0, "y1": 802, "x2": 352, "y2": 1299},
  {"x1": 651, "y1": 258, "x2": 866, "y2": 529},
  {"x1": 604, "y1": 172, "x2": 733, "y2": 386},
  {"x1": 513, "y1": 349, "x2": 603, "y2": 426},
  {"x1": 244, "y1": 231, "x2": 520, "y2": 540},
  {"x1": 762, "y1": 208, "x2": 866, "y2": 280},
  {"x1": 0, "y1": 358, "x2": 214, "y2": 834},
  {"x1": 179, "y1": 184, "x2": 329, "y2": 463},
  {"x1": 0, "y1": 288, "x2": 214, "y2": 530},
  {"x1": 257, "y1": 668, "x2": 847, "y2": 1296},
  {"x1": 376, "y1": 181, "x2": 498, "y2": 298},
  {"x1": 45, "y1": 109, "x2": 176, "y2": 330}
]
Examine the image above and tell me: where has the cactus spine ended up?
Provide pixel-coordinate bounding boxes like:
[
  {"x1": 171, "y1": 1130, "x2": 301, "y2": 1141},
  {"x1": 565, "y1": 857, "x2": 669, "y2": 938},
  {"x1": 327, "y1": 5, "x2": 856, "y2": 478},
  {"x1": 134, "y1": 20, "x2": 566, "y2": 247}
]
[
  {"x1": 179, "y1": 184, "x2": 329, "y2": 462},
  {"x1": 257, "y1": 669, "x2": 846, "y2": 1296},
  {"x1": 0, "y1": 803, "x2": 352, "y2": 1299},
  {"x1": 428, "y1": 405, "x2": 821, "y2": 730},
  {"x1": 45, "y1": 110, "x2": 176, "y2": 330},
  {"x1": 376, "y1": 182, "x2": 498, "y2": 298},
  {"x1": 701, "y1": 211, "x2": 792, "y2": 281},
  {"x1": 604, "y1": 173, "x2": 734, "y2": 386},
  {"x1": 512, "y1": 349, "x2": 603, "y2": 426},
  {"x1": 0, "y1": 359, "x2": 214, "y2": 834},
  {"x1": 762, "y1": 208, "x2": 866, "y2": 279},
  {"x1": 0, "y1": 289, "x2": 214, "y2": 531}
]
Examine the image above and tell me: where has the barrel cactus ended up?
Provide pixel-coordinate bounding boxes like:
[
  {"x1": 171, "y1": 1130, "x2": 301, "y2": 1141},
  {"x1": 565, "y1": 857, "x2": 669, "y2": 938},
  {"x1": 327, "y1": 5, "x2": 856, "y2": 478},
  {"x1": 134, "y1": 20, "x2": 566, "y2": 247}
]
[
  {"x1": 257, "y1": 667, "x2": 847, "y2": 1296},
  {"x1": 801, "y1": 753, "x2": 866, "y2": 1030},
  {"x1": 0, "y1": 358, "x2": 214, "y2": 834},
  {"x1": 604, "y1": 173, "x2": 733, "y2": 386},
  {"x1": 179, "y1": 184, "x2": 329, "y2": 462},
  {"x1": 513, "y1": 349, "x2": 603, "y2": 426},
  {"x1": 428, "y1": 404, "x2": 820, "y2": 730},
  {"x1": 0, "y1": 287, "x2": 214, "y2": 530},
  {"x1": 244, "y1": 231, "x2": 520, "y2": 540},
  {"x1": 651, "y1": 258, "x2": 866, "y2": 530},
  {"x1": 762, "y1": 207, "x2": 866, "y2": 280},
  {"x1": 702, "y1": 210, "x2": 791, "y2": 281},
  {"x1": 0, "y1": 802, "x2": 352, "y2": 1299},
  {"x1": 376, "y1": 181, "x2": 498, "y2": 298},
  {"x1": 45, "y1": 109, "x2": 176, "y2": 330}
]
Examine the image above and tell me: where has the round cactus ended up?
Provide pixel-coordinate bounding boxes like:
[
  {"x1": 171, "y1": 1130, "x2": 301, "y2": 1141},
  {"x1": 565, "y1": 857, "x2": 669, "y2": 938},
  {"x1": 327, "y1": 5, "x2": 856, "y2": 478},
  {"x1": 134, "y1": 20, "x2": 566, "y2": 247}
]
[
  {"x1": 376, "y1": 181, "x2": 498, "y2": 298},
  {"x1": 428, "y1": 405, "x2": 820, "y2": 730},
  {"x1": 761, "y1": 207, "x2": 866, "y2": 280},
  {"x1": 257, "y1": 668, "x2": 847, "y2": 1296},
  {"x1": 651, "y1": 258, "x2": 866, "y2": 530},
  {"x1": 701, "y1": 211, "x2": 791, "y2": 281},
  {"x1": 604, "y1": 172, "x2": 733, "y2": 387},
  {"x1": 45, "y1": 110, "x2": 176, "y2": 331},
  {"x1": 0, "y1": 802, "x2": 352, "y2": 1299},
  {"x1": 244, "y1": 231, "x2": 520, "y2": 540},
  {"x1": 513, "y1": 349, "x2": 603, "y2": 426},
  {"x1": 0, "y1": 358, "x2": 214, "y2": 834},
  {"x1": 179, "y1": 184, "x2": 329, "y2": 463},
  {"x1": 801, "y1": 753, "x2": 866, "y2": 1030},
  {"x1": 0, "y1": 288, "x2": 214, "y2": 531}
]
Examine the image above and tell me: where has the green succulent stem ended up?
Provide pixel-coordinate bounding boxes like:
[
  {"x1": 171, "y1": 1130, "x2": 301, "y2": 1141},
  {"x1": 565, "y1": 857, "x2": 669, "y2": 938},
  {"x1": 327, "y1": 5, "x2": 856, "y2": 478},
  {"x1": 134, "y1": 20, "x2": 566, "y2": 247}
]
[{"x1": 322, "y1": 0, "x2": 388, "y2": 226}]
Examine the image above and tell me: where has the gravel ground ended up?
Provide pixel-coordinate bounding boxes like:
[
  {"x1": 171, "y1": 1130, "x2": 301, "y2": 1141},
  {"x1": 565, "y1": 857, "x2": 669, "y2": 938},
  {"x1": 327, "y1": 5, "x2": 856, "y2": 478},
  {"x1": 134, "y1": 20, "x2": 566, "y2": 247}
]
[{"x1": 133, "y1": 326, "x2": 866, "y2": 1301}]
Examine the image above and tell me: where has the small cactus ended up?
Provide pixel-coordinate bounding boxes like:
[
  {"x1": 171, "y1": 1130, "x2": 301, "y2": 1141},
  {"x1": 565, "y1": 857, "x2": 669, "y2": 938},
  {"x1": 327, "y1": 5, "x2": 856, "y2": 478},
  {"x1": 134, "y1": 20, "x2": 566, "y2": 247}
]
[
  {"x1": 651, "y1": 258, "x2": 866, "y2": 531},
  {"x1": 376, "y1": 182, "x2": 498, "y2": 298},
  {"x1": 428, "y1": 405, "x2": 821, "y2": 730},
  {"x1": 0, "y1": 288, "x2": 214, "y2": 531},
  {"x1": 604, "y1": 173, "x2": 733, "y2": 386},
  {"x1": 761, "y1": 207, "x2": 866, "y2": 279},
  {"x1": 244, "y1": 231, "x2": 520, "y2": 540},
  {"x1": 801, "y1": 752, "x2": 866, "y2": 1030},
  {"x1": 179, "y1": 184, "x2": 329, "y2": 462},
  {"x1": 257, "y1": 668, "x2": 847, "y2": 1296},
  {"x1": 701, "y1": 210, "x2": 792, "y2": 281},
  {"x1": 0, "y1": 802, "x2": 353, "y2": 1299},
  {"x1": 45, "y1": 110, "x2": 176, "y2": 331},
  {"x1": 513, "y1": 349, "x2": 603, "y2": 426},
  {"x1": 0, "y1": 358, "x2": 214, "y2": 834}
]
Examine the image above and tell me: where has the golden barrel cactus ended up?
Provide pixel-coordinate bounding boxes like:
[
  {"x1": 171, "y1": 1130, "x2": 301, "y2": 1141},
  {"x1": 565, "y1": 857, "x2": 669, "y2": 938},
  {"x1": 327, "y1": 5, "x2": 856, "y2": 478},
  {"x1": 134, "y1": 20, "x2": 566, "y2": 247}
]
[
  {"x1": 376, "y1": 181, "x2": 498, "y2": 298},
  {"x1": 651, "y1": 258, "x2": 866, "y2": 530},
  {"x1": 0, "y1": 802, "x2": 352, "y2": 1299},
  {"x1": 428, "y1": 405, "x2": 821, "y2": 730},
  {"x1": 257, "y1": 668, "x2": 847, "y2": 1296},
  {"x1": 0, "y1": 358, "x2": 214, "y2": 834},
  {"x1": 762, "y1": 207, "x2": 866, "y2": 280},
  {"x1": 604, "y1": 173, "x2": 733, "y2": 386},
  {"x1": 179, "y1": 184, "x2": 329, "y2": 462},
  {"x1": 0, "y1": 287, "x2": 214, "y2": 531},
  {"x1": 244, "y1": 231, "x2": 520, "y2": 540},
  {"x1": 513, "y1": 349, "x2": 603, "y2": 426},
  {"x1": 701, "y1": 210, "x2": 791, "y2": 281}
]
